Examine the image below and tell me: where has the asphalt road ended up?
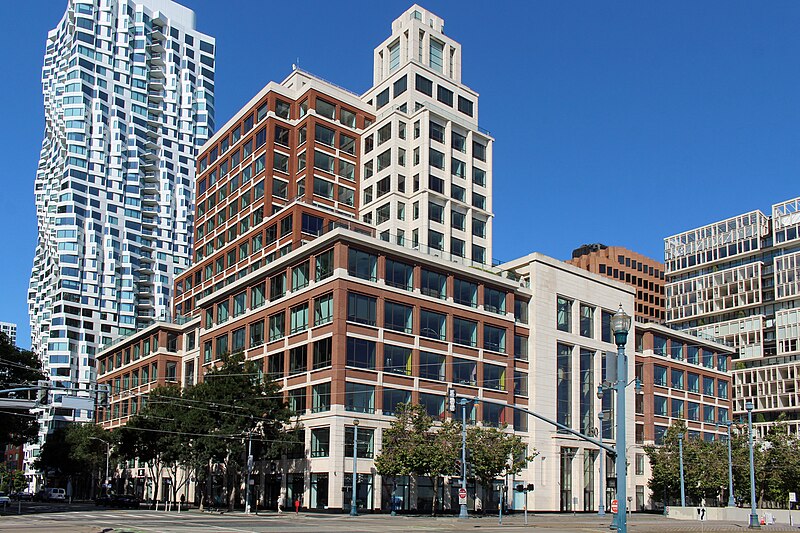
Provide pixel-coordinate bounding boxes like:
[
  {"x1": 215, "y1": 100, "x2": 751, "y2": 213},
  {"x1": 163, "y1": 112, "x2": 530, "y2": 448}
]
[{"x1": 2, "y1": 506, "x2": 800, "y2": 533}]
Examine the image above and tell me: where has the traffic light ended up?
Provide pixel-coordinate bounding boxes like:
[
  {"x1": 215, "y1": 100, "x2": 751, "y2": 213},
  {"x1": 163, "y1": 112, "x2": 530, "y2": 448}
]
[
  {"x1": 454, "y1": 460, "x2": 462, "y2": 476},
  {"x1": 36, "y1": 380, "x2": 49, "y2": 405},
  {"x1": 515, "y1": 484, "x2": 525, "y2": 493},
  {"x1": 527, "y1": 483, "x2": 534, "y2": 492}
]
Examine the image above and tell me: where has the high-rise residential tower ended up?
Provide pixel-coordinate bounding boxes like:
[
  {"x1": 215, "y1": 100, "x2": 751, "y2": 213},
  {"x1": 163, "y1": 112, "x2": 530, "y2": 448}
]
[
  {"x1": 360, "y1": 6, "x2": 493, "y2": 266},
  {"x1": 0, "y1": 322, "x2": 17, "y2": 346},
  {"x1": 664, "y1": 196, "x2": 800, "y2": 435},
  {"x1": 26, "y1": 0, "x2": 214, "y2": 485}
]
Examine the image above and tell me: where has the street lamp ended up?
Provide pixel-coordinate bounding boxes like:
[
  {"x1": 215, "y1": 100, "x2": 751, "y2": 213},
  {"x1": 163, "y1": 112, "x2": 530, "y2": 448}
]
[
  {"x1": 459, "y1": 397, "x2": 470, "y2": 519},
  {"x1": 611, "y1": 305, "x2": 631, "y2": 533},
  {"x1": 598, "y1": 411, "x2": 606, "y2": 517},
  {"x1": 678, "y1": 433, "x2": 685, "y2": 507},
  {"x1": 725, "y1": 421, "x2": 735, "y2": 507},
  {"x1": 89, "y1": 437, "x2": 111, "y2": 496},
  {"x1": 350, "y1": 419, "x2": 359, "y2": 517},
  {"x1": 745, "y1": 401, "x2": 760, "y2": 529}
]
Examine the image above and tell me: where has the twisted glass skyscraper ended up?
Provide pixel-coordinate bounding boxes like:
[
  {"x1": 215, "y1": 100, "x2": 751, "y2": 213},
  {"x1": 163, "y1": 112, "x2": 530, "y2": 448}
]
[{"x1": 26, "y1": 0, "x2": 214, "y2": 484}]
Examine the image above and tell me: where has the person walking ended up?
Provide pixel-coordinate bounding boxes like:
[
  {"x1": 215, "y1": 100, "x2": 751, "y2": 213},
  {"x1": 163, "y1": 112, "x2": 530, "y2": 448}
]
[{"x1": 294, "y1": 497, "x2": 300, "y2": 514}]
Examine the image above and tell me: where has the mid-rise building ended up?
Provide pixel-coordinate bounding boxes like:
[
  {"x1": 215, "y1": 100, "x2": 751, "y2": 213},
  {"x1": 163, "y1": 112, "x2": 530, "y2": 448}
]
[
  {"x1": 94, "y1": 5, "x2": 642, "y2": 513},
  {"x1": 567, "y1": 244, "x2": 733, "y2": 509},
  {"x1": 26, "y1": 0, "x2": 214, "y2": 489},
  {"x1": 567, "y1": 244, "x2": 665, "y2": 324},
  {"x1": 664, "y1": 196, "x2": 800, "y2": 435},
  {"x1": 0, "y1": 322, "x2": 17, "y2": 346}
]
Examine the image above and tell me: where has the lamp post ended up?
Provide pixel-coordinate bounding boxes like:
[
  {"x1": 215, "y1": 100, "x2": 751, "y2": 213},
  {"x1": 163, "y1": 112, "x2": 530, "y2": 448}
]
[
  {"x1": 610, "y1": 305, "x2": 631, "y2": 533},
  {"x1": 678, "y1": 433, "x2": 685, "y2": 507},
  {"x1": 598, "y1": 411, "x2": 606, "y2": 516},
  {"x1": 745, "y1": 402, "x2": 759, "y2": 529},
  {"x1": 725, "y1": 421, "x2": 735, "y2": 507},
  {"x1": 89, "y1": 437, "x2": 111, "y2": 496},
  {"x1": 458, "y1": 397, "x2": 470, "y2": 519},
  {"x1": 350, "y1": 419, "x2": 359, "y2": 517}
]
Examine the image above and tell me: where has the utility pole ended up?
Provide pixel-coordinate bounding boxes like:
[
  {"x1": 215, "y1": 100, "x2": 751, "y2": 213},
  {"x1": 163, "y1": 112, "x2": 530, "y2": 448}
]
[
  {"x1": 459, "y1": 397, "x2": 469, "y2": 519},
  {"x1": 678, "y1": 433, "x2": 685, "y2": 507}
]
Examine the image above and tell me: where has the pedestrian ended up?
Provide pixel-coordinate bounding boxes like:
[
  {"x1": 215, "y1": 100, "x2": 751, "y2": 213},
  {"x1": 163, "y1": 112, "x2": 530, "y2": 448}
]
[
  {"x1": 277, "y1": 494, "x2": 284, "y2": 513},
  {"x1": 294, "y1": 497, "x2": 300, "y2": 514}
]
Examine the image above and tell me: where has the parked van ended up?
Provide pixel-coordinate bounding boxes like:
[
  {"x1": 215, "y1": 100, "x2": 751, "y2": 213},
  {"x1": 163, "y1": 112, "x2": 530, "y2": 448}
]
[{"x1": 45, "y1": 488, "x2": 66, "y2": 501}]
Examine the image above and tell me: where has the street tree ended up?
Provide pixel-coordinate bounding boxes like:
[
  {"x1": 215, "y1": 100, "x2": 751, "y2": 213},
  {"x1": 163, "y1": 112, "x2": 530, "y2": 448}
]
[
  {"x1": 0, "y1": 332, "x2": 44, "y2": 446},
  {"x1": 466, "y1": 424, "x2": 536, "y2": 501},
  {"x1": 375, "y1": 403, "x2": 461, "y2": 514}
]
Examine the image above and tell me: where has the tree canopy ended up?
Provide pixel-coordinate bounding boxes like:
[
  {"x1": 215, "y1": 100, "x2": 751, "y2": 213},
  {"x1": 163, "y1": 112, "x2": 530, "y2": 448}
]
[{"x1": 0, "y1": 332, "x2": 45, "y2": 446}]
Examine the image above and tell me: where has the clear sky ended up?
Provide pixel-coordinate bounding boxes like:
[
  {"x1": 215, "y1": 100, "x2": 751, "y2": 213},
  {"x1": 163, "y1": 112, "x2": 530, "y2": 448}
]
[{"x1": 2, "y1": 0, "x2": 799, "y2": 349}]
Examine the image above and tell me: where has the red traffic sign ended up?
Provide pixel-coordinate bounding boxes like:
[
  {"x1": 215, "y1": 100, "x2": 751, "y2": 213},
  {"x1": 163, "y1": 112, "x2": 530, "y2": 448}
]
[
  {"x1": 459, "y1": 488, "x2": 467, "y2": 497},
  {"x1": 610, "y1": 499, "x2": 619, "y2": 513}
]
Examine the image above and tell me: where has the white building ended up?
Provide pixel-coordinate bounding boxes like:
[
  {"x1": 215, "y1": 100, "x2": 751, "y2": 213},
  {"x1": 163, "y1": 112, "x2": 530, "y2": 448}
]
[
  {"x1": 360, "y1": 5, "x2": 493, "y2": 267},
  {"x1": 501, "y1": 253, "x2": 637, "y2": 512},
  {"x1": 665, "y1": 196, "x2": 800, "y2": 436},
  {"x1": 26, "y1": 0, "x2": 214, "y2": 486},
  {"x1": 0, "y1": 322, "x2": 17, "y2": 346}
]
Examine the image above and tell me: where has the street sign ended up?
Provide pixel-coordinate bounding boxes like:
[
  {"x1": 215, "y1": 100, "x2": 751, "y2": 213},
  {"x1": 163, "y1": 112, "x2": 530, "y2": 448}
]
[
  {"x1": 610, "y1": 499, "x2": 619, "y2": 514},
  {"x1": 790, "y1": 492, "x2": 797, "y2": 503},
  {"x1": 458, "y1": 488, "x2": 467, "y2": 505}
]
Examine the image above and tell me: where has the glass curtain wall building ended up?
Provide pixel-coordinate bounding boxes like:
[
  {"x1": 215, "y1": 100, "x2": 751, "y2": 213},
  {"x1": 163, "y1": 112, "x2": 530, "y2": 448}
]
[{"x1": 26, "y1": 0, "x2": 214, "y2": 487}]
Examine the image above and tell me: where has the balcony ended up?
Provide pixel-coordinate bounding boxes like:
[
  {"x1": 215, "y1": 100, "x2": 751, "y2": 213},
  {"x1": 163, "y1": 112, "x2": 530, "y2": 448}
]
[{"x1": 149, "y1": 52, "x2": 165, "y2": 65}]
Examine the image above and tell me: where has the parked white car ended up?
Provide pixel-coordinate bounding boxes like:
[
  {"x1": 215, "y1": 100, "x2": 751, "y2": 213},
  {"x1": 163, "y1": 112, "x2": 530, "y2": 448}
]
[{"x1": 0, "y1": 492, "x2": 11, "y2": 504}]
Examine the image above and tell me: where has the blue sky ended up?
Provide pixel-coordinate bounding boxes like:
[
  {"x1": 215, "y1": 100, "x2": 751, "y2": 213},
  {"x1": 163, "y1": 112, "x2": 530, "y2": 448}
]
[{"x1": 2, "y1": 0, "x2": 799, "y2": 349}]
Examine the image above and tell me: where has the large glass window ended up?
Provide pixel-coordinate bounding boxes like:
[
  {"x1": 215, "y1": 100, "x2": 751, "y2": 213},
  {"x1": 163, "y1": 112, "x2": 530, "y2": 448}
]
[
  {"x1": 579, "y1": 304, "x2": 594, "y2": 338},
  {"x1": 347, "y1": 292, "x2": 377, "y2": 326},
  {"x1": 483, "y1": 363, "x2": 506, "y2": 391},
  {"x1": 345, "y1": 383, "x2": 375, "y2": 414},
  {"x1": 269, "y1": 312, "x2": 285, "y2": 341},
  {"x1": 348, "y1": 248, "x2": 377, "y2": 281},
  {"x1": 292, "y1": 262, "x2": 309, "y2": 291},
  {"x1": 557, "y1": 343, "x2": 572, "y2": 428},
  {"x1": 315, "y1": 249, "x2": 334, "y2": 281},
  {"x1": 653, "y1": 335, "x2": 667, "y2": 356},
  {"x1": 654, "y1": 365, "x2": 667, "y2": 387},
  {"x1": 453, "y1": 278, "x2": 477, "y2": 307},
  {"x1": 420, "y1": 392, "x2": 445, "y2": 419},
  {"x1": 579, "y1": 349, "x2": 594, "y2": 435},
  {"x1": 312, "y1": 382, "x2": 331, "y2": 412},
  {"x1": 703, "y1": 376, "x2": 715, "y2": 396},
  {"x1": 346, "y1": 337, "x2": 376, "y2": 369},
  {"x1": 452, "y1": 357, "x2": 477, "y2": 386},
  {"x1": 384, "y1": 301, "x2": 413, "y2": 333},
  {"x1": 484, "y1": 287, "x2": 506, "y2": 315},
  {"x1": 484, "y1": 324, "x2": 506, "y2": 353},
  {"x1": 671, "y1": 368, "x2": 684, "y2": 390},
  {"x1": 385, "y1": 259, "x2": 413, "y2": 290},
  {"x1": 344, "y1": 426, "x2": 374, "y2": 460},
  {"x1": 251, "y1": 282, "x2": 266, "y2": 309},
  {"x1": 453, "y1": 317, "x2": 477, "y2": 347},
  {"x1": 420, "y1": 269, "x2": 447, "y2": 299},
  {"x1": 419, "y1": 351, "x2": 445, "y2": 381},
  {"x1": 314, "y1": 293, "x2": 333, "y2": 326},
  {"x1": 383, "y1": 388, "x2": 411, "y2": 415},
  {"x1": 671, "y1": 398, "x2": 684, "y2": 419},
  {"x1": 313, "y1": 337, "x2": 332, "y2": 369},
  {"x1": 702, "y1": 350, "x2": 715, "y2": 369},
  {"x1": 654, "y1": 395, "x2": 668, "y2": 416},
  {"x1": 687, "y1": 372, "x2": 700, "y2": 393},
  {"x1": 557, "y1": 297, "x2": 572, "y2": 332},
  {"x1": 311, "y1": 428, "x2": 330, "y2": 457},
  {"x1": 384, "y1": 345, "x2": 411, "y2": 375},
  {"x1": 290, "y1": 303, "x2": 309, "y2": 334},
  {"x1": 420, "y1": 310, "x2": 446, "y2": 340}
]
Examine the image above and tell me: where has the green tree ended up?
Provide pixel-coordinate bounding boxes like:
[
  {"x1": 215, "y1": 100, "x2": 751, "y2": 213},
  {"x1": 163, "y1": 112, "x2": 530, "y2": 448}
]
[
  {"x1": 375, "y1": 403, "x2": 460, "y2": 514},
  {"x1": 466, "y1": 424, "x2": 536, "y2": 500},
  {"x1": 0, "y1": 332, "x2": 44, "y2": 446},
  {"x1": 118, "y1": 352, "x2": 291, "y2": 510}
]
